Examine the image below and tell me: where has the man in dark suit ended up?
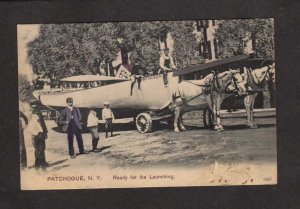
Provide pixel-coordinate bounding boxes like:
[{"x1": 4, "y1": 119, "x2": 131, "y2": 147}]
[{"x1": 59, "y1": 97, "x2": 88, "y2": 159}]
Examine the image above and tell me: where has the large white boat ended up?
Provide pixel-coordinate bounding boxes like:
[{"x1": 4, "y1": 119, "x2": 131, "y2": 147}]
[{"x1": 34, "y1": 73, "x2": 181, "y2": 132}]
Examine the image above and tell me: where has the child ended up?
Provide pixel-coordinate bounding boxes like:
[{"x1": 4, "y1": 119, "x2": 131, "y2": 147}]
[
  {"x1": 102, "y1": 102, "x2": 114, "y2": 138},
  {"x1": 87, "y1": 107, "x2": 101, "y2": 152}
]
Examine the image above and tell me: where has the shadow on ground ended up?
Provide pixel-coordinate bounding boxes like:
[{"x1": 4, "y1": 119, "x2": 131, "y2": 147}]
[
  {"x1": 98, "y1": 146, "x2": 112, "y2": 152},
  {"x1": 223, "y1": 124, "x2": 276, "y2": 130},
  {"x1": 52, "y1": 165, "x2": 69, "y2": 171},
  {"x1": 48, "y1": 159, "x2": 68, "y2": 167},
  {"x1": 51, "y1": 121, "x2": 173, "y2": 133}
]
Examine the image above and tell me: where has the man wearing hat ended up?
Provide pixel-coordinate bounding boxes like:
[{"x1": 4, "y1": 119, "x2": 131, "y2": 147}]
[
  {"x1": 102, "y1": 102, "x2": 114, "y2": 138},
  {"x1": 59, "y1": 97, "x2": 88, "y2": 159},
  {"x1": 27, "y1": 102, "x2": 48, "y2": 170},
  {"x1": 159, "y1": 47, "x2": 177, "y2": 87}
]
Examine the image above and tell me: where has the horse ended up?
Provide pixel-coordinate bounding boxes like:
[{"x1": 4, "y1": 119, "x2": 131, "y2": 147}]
[
  {"x1": 242, "y1": 63, "x2": 275, "y2": 128},
  {"x1": 171, "y1": 69, "x2": 247, "y2": 132}
]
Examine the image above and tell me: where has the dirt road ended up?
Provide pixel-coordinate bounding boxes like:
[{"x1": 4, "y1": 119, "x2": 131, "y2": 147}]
[{"x1": 23, "y1": 109, "x2": 276, "y2": 171}]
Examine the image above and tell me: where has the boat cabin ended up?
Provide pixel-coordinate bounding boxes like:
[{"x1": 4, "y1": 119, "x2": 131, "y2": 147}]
[{"x1": 54, "y1": 75, "x2": 128, "y2": 92}]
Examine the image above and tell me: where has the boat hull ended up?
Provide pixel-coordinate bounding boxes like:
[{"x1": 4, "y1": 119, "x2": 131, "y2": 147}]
[{"x1": 38, "y1": 73, "x2": 179, "y2": 119}]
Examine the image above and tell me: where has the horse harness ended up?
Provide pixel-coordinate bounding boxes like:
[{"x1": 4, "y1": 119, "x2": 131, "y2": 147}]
[
  {"x1": 158, "y1": 71, "x2": 241, "y2": 121},
  {"x1": 211, "y1": 71, "x2": 242, "y2": 94},
  {"x1": 163, "y1": 77, "x2": 212, "y2": 116},
  {"x1": 245, "y1": 65, "x2": 273, "y2": 93},
  {"x1": 170, "y1": 71, "x2": 240, "y2": 111},
  {"x1": 175, "y1": 71, "x2": 241, "y2": 98}
]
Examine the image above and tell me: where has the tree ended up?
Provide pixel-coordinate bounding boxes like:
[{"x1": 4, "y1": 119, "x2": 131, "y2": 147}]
[
  {"x1": 214, "y1": 19, "x2": 274, "y2": 59},
  {"x1": 113, "y1": 21, "x2": 169, "y2": 71},
  {"x1": 169, "y1": 21, "x2": 204, "y2": 68},
  {"x1": 19, "y1": 74, "x2": 35, "y2": 103},
  {"x1": 27, "y1": 23, "x2": 120, "y2": 79},
  {"x1": 252, "y1": 19, "x2": 275, "y2": 59},
  {"x1": 114, "y1": 21, "x2": 203, "y2": 71},
  {"x1": 28, "y1": 21, "x2": 206, "y2": 78}
]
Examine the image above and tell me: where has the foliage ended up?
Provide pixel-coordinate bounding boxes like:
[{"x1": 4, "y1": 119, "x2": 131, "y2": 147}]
[
  {"x1": 27, "y1": 20, "x2": 275, "y2": 79},
  {"x1": 113, "y1": 21, "x2": 171, "y2": 71},
  {"x1": 253, "y1": 19, "x2": 275, "y2": 59},
  {"x1": 27, "y1": 23, "x2": 120, "y2": 79},
  {"x1": 214, "y1": 19, "x2": 274, "y2": 59},
  {"x1": 18, "y1": 74, "x2": 35, "y2": 103},
  {"x1": 27, "y1": 21, "x2": 204, "y2": 78},
  {"x1": 114, "y1": 21, "x2": 202, "y2": 71},
  {"x1": 169, "y1": 21, "x2": 204, "y2": 68}
]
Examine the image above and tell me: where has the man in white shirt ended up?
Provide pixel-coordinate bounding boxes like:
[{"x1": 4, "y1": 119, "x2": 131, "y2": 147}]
[
  {"x1": 87, "y1": 107, "x2": 101, "y2": 152},
  {"x1": 102, "y1": 102, "x2": 114, "y2": 138},
  {"x1": 159, "y1": 48, "x2": 177, "y2": 87}
]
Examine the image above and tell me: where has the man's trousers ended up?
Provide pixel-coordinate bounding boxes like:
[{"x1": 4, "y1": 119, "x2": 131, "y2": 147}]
[
  {"x1": 32, "y1": 134, "x2": 46, "y2": 168},
  {"x1": 89, "y1": 126, "x2": 99, "y2": 150},
  {"x1": 104, "y1": 118, "x2": 113, "y2": 137},
  {"x1": 67, "y1": 122, "x2": 84, "y2": 156}
]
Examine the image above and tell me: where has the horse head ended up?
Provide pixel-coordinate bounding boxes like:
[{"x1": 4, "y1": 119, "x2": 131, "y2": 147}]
[
  {"x1": 266, "y1": 63, "x2": 276, "y2": 83},
  {"x1": 227, "y1": 68, "x2": 247, "y2": 95},
  {"x1": 250, "y1": 64, "x2": 275, "y2": 84}
]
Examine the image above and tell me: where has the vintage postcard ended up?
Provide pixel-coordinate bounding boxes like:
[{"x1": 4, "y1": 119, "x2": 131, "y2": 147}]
[{"x1": 18, "y1": 19, "x2": 276, "y2": 190}]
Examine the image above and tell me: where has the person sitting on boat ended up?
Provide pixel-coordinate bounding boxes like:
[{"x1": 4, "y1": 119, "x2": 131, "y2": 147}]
[
  {"x1": 102, "y1": 102, "x2": 114, "y2": 138},
  {"x1": 130, "y1": 58, "x2": 145, "y2": 96},
  {"x1": 43, "y1": 82, "x2": 51, "y2": 91},
  {"x1": 159, "y1": 47, "x2": 177, "y2": 87}
]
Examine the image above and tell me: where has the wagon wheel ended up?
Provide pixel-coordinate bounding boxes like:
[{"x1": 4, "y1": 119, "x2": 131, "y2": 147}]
[
  {"x1": 136, "y1": 113, "x2": 153, "y2": 133},
  {"x1": 203, "y1": 108, "x2": 214, "y2": 129}
]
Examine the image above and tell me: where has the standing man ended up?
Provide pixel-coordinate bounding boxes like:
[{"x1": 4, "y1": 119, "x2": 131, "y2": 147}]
[
  {"x1": 59, "y1": 97, "x2": 88, "y2": 159},
  {"x1": 159, "y1": 48, "x2": 177, "y2": 87},
  {"x1": 27, "y1": 102, "x2": 48, "y2": 170},
  {"x1": 102, "y1": 102, "x2": 114, "y2": 138},
  {"x1": 87, "y1": 107, "x2": 101, "y2": 152}
]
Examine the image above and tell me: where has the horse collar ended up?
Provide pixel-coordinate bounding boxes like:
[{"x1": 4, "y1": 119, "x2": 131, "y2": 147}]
[{"x1": 213, "y1": 72, "x2": 223, "y2": 92}]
